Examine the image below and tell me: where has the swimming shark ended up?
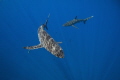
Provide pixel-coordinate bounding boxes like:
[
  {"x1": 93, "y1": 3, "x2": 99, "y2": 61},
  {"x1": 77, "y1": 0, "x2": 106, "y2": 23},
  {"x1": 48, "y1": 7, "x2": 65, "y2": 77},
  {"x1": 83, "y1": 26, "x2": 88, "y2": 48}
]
[
  {"x1": 63, "y1": 16, "x2": 94, "y2": 29},
  {"x1": 23, "y1": 14, "x2": 64, "y2": 58}
]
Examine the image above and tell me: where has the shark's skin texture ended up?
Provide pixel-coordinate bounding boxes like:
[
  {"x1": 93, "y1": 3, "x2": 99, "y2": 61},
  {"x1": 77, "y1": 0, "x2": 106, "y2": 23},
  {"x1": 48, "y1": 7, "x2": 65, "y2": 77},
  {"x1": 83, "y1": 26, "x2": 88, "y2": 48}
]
[
  {"x1": 63, "y1": 16, "x2": 93, "y2": 29},
  {"x1": 23, "y1": 15, "x2": 64, "y2": 58}
]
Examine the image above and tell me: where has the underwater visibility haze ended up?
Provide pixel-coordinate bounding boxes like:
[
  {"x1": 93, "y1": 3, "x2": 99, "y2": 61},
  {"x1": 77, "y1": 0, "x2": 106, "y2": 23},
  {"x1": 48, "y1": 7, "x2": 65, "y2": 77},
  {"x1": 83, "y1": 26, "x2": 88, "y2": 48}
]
[{"x1": 0, "y1": 0, "x2": 120, "y2": 80}]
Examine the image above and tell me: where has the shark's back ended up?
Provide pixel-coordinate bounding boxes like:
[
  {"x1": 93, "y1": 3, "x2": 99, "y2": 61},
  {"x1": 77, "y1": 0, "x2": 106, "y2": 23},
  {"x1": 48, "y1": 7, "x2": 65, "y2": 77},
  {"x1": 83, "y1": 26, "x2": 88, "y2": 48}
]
[
  {"x1": 38, "y1": 27, "x2": 64, "y2": 58},
  {"x1": 63, "y1": 19, "x2": 81, "y2": 26}
]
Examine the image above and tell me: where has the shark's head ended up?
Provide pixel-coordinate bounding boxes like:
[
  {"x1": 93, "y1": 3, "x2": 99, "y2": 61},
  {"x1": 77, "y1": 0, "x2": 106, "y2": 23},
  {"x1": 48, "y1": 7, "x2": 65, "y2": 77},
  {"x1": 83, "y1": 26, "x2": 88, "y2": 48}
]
[
  {"x1": 62, "y1": 22, "x2": 71, "y2": 27},
  {"x1": 54, "y1": 49, "x2": 64, "y2": 58},
  {"x1": 62, "y1": 24, "x2": 66, "y2": 26}
]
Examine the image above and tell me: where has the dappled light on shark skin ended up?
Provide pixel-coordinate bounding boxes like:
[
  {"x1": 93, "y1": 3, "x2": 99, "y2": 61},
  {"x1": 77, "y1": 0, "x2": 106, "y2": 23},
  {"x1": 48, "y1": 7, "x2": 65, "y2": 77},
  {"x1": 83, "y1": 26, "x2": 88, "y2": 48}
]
[{"x1": 23, "y1": 14, "x2": 64, "y2": 58}]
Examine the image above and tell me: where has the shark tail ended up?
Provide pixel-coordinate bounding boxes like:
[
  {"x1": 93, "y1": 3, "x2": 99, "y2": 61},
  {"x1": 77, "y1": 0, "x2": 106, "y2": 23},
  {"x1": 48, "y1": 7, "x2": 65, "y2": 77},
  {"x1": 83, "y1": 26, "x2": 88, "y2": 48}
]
[
  {"x1": 23, "y1": 44, "x2": 43, "y2": 50},
  {"x1": 83, "y1": 16, "x2": 94, "y2": 24},
  {"x1": 43, "y1": 14, "x2": 50, "y2": 30}
]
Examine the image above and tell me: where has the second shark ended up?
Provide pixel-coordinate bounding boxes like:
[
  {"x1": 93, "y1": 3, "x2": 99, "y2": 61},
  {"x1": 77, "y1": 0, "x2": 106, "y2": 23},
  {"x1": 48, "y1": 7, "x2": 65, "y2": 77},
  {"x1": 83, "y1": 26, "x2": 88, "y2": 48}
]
[{"x1": 63, "y1": 16, "x2": 93, "y2": 29}]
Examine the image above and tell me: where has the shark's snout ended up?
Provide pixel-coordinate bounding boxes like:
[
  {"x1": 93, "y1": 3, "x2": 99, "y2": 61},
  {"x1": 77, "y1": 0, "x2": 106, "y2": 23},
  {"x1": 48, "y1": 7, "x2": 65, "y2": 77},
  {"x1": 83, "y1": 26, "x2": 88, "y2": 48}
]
[
  {"x1": 62, "y1": 24, "x2": 65, "y2": 26},
  {"x1": 62, "y1": 23, "x2": 68, "y2": 26}
]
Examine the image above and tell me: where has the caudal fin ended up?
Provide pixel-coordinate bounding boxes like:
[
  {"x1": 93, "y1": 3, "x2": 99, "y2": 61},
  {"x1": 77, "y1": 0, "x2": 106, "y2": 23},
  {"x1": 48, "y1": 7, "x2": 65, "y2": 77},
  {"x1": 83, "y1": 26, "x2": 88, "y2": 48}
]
[
  {"x1": 83, "y1": 16, "x2": 94, "y2": 24},
  {"x1": 44, "y1": 14, "x2": 50, "y2": 30}
]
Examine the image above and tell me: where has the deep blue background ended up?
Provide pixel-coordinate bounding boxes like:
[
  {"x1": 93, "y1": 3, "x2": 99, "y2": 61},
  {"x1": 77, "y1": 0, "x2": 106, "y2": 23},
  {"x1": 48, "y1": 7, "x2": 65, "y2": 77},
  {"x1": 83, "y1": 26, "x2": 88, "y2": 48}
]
[{"x1": 0, "y1": 0, "x2": 120, "y2": 80}]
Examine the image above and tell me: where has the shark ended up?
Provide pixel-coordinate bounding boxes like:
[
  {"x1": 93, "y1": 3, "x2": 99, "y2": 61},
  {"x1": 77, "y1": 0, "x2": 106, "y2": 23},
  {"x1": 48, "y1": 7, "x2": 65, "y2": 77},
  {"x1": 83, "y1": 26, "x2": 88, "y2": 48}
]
[
  {"x1": 63, "y1": 16, "x2": 94, "y2": 29},
  {"x1": 23, "y1": 14, "x2": 64, "y2": 58}
]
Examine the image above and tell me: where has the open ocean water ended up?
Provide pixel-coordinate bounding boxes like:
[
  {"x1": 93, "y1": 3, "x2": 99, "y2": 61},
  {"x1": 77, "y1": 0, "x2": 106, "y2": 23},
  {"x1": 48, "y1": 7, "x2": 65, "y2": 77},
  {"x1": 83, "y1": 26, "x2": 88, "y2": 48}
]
[{"x1": 0, "y1": 0, "x2": 120, "y2": 80}]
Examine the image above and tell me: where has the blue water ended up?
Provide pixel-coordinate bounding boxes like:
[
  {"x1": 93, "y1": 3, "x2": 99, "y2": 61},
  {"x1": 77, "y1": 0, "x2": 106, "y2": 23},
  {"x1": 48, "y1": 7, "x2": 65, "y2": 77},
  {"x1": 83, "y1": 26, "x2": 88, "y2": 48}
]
[{"x1": 0, "y1": 0, "x2": 120, "y2": 80}]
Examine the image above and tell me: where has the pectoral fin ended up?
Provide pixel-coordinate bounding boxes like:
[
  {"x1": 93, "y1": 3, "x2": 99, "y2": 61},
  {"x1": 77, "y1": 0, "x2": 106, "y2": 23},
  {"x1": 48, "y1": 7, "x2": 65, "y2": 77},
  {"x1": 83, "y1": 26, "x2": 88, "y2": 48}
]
[
  {"x1": 72, "y1": 25, "x2": 79, "y2": 29},
  {"x1": 83, "y1": 20, "x2": 87, "y2": 24},
  {"x1": 57, "y1": 42, "x2": 62, "y2": 44},
  {"x1": 23, "y1": 44, "x2": 43, "y2": 50}
]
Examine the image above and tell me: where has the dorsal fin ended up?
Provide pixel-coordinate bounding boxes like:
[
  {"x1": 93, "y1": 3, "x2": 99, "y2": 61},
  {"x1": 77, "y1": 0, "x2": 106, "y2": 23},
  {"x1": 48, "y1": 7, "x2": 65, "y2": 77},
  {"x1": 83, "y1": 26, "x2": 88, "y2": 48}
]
[{"x1": 75, "y1": 16, "x2": 77, "y2": 19}]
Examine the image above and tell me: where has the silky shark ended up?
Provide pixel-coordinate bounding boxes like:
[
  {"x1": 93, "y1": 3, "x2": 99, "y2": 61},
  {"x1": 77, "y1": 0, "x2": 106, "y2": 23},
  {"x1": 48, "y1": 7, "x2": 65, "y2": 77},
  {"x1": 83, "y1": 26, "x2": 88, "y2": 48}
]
[
  {"x1": 63, "y1": 16, "x2": 94, "y2": 29},
  {"x1": 23, "y1": 14, "x2": 64, "y2": 58}
]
